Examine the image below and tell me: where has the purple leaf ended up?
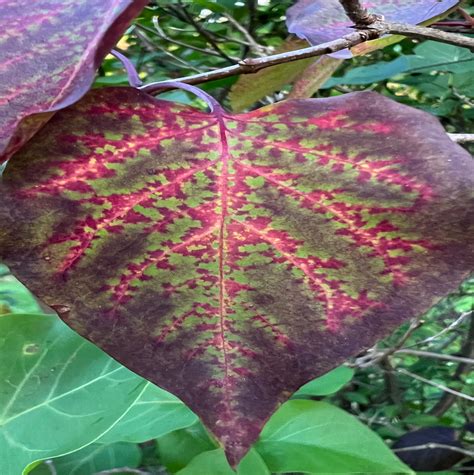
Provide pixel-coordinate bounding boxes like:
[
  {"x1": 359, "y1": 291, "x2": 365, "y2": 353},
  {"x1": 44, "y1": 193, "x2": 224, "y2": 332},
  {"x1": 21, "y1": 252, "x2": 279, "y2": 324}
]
[
  {"x1": 286, "y1": 0, "x2": 460, "y2": 58},
  {"x1": 0, "y1": 0, "x2": 148, "y2": 163}
]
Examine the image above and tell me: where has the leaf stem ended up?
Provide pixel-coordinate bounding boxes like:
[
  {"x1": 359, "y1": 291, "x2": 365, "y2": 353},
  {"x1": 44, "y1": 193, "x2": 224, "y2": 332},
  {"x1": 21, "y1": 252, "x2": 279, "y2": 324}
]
[
  {"x1": 110, "y1": 50, "x2": 143, "y2": 88},
  {"x1": 143, "y1": 80, "x2": 223, "y2": 113}
]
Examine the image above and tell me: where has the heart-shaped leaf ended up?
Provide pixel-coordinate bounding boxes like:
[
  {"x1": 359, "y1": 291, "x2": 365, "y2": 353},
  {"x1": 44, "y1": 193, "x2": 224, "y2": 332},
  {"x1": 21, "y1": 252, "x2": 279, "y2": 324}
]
[
  {"x1": 0, "y1": 87, "x2": 473, "y2": 465},
  {"x1": 286, "y1": 0, "x2": 460, "y2": 58},
  {"x1": 0, "y1": 0, "x2": 148, "y2": 163}
]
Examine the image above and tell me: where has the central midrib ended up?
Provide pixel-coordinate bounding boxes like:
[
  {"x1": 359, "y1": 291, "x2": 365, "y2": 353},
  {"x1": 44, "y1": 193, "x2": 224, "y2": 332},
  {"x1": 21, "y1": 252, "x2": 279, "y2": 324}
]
[{"x1": 217, "y1": 114, "x2": 232, "y2": 408}]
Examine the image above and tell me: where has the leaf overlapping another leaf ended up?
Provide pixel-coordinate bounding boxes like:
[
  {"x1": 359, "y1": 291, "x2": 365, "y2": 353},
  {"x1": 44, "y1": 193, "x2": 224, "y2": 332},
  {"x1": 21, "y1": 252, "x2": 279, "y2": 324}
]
[
  {"x1": 0, "y1": 0, "x2": 148, "y2": 163},
  {"x1": 0, "y1": 87, "x2": 473, "y2": 465},
  {"x1": 286, "y1": 0, "x2": 460, "y2": 58}
]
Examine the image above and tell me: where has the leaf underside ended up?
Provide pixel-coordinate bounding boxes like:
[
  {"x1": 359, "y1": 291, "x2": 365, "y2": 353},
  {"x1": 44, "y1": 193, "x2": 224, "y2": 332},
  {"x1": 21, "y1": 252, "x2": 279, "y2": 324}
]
[
  {"x1": 286, "y1": 0, "x2": 460, "y2": 58},
  {"x1": 1, "y1": 88, "x2": 473, "y2": 465},
  {"x1": 0, "y1": 0, "x2": 147, "y2": 163}
]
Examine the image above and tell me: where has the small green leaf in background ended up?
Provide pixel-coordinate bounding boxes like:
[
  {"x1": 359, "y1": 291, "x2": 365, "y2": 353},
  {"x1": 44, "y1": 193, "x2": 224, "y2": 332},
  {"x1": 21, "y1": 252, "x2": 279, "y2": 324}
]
[
  {"x1": 176, "y1": 449, "x2": 234, "y2": 475},
  {"x1": 228, "y1": 37, "x2": 313, "y2": 111},
  {"x1": 0, "y1": 313, "x2": 147, "y2": 474},
  {"x1": 176, "y1": 448, "x2": 270, "y2": 475},
  {"x1": 0, "y1": 265, "x2": 42, "y2": 315},
  {"x1": 293, "y1": 365, "x2": 354, "y2": 398},
  {"x1": 32, "y1": 442, "x2": 141, "y2": 475},
  {"x1": 254, "y1": 400, "x2": 413, "y2": 473},
  {"x1": 156, "y1": 422, "x2": 218, "y2": 473},
  {"x1": 97, "y1": 382, "x2": 197, "y2": 445},
  {"x1": 323, "y1": 41, "x2": 474, "y2": 87}
]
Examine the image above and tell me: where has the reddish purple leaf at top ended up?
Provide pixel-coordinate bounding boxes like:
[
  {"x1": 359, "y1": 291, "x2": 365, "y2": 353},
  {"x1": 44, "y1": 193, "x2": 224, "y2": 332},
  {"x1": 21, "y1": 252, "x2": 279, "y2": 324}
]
[
  {"x1": 0, "y1": 0, "x2": 148, "y2": 163},
  {"x1": 0, "y1": 87, "x2": 473, "y2": 465},
  {"x1": 286, "y1": 0, "x2": 459, "y2": 58}
]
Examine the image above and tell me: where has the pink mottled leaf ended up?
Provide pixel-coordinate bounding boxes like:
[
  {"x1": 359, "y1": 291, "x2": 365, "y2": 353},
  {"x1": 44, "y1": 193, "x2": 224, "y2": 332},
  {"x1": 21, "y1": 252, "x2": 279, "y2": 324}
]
[
  {"x1": 0, "y1": 0, "x2": 148, "y2": 163},
  {"x1": 287, "y1": 0, "x2": 460, "y2": 58},
  {"x1": 0, "y1": 87, "x2": 473, "y2": 465}
]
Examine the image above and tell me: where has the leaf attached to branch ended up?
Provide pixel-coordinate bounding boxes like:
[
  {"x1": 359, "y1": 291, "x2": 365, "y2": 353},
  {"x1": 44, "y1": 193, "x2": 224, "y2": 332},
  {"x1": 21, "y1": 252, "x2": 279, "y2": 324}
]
[{"x1": 1, "y1": 87, "x2": 473, "y2": 465}]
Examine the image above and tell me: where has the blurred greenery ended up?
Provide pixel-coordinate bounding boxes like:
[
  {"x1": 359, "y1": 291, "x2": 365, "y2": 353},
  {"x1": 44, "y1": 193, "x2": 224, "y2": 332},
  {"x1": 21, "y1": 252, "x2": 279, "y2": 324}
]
[{"x1": 2, "y1": 0, "x2": 474, "y2": 473}]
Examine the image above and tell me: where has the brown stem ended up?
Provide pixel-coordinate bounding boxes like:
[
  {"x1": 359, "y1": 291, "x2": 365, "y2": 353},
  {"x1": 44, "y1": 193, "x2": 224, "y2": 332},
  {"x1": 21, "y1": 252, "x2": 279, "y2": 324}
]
[
  {"x1": 398, "y1": 368, "x2": 474, "y2": 403},
  {"x1": 393, "y1": 443, "x2": 474, "y2": 458},
  {"x1": 141, "y1": 29, "x2": 381, "y2": 92},
  {"x1": 338, "y1": 0, "x2": 381, "y2": 26},
  {"x1": 380, "y1": 357, "x2": 403, "y2": 408},
  {"x1": 385, "y1": 21, "x2": 474, "y2": 51},
  {"x1": 141, "y1": 16, "x2": 474, "y2": 93},
  {"x1": 429, "y1": 313, "x2": 474, "y2": 416}
]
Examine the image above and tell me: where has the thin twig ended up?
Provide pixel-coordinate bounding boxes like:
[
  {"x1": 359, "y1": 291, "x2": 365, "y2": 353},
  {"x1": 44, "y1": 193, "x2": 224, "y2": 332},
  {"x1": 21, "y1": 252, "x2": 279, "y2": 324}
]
[
  {"x1": 134, "y1": 27, "x2": 204, "y2": 73},
  {"x1": 397, "y1": 368, "x2": 474, "y2": 402},
  {"x1": 140, "y1": 17, "x2": 474, "y2": 92},
  {"x1": 247, "y1": 0, "x2": 257, "y2": 38},
  {"x1": 430, "y1": 312, "x2": 474, "y2": 416},
  {"x1": 177, "y1": 1, "x2": 238, "y2": 63},
  {"x1": 413, "y1": 311, "x2": 471, "y2": 347},
  {"x1": 448, "y1": 133, "x2": 474, "y2": 143},
  {"x1": 432, "y1": 26, "x2": 474, "y2": 33},
  {"x1": 384, "y1": 21, "x2": 474, "y2": 51},
  {"x1": 380, "y1": 357, "x2": 403, "y2": 407},
  {"x1": 141, "y1": 20, "x2": 233, "y2": 59},
  {"x1": 338, "y1": 0, "x2": 381, "y2": 26},
  {"x1": 140, "y1": 29, "x2": 381, "y2": 92},
  {"x1": 351, "y1": 316, "x2": 424, "y2": 368},
  {"x1": 222, "y1": 13, "x2": 268, "y2": 55},
  {"x1": 458, "y1": 7, "x2": 474, "y2": 25},
  {"x1": 395, "y1": 349, "x2": 474, "y2": 365},
  {"x1": 338, "y1": 0, "x2": 474, "y2": 50},
  {"x1": 393, "y1": 443, "x2": 474, "y2": 458}
]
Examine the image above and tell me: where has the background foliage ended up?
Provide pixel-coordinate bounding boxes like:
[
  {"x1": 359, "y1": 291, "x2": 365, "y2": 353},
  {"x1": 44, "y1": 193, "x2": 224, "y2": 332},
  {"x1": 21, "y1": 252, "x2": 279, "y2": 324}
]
[{"x1": 1, "y1": 0, "x2": 473, "y2": 473}]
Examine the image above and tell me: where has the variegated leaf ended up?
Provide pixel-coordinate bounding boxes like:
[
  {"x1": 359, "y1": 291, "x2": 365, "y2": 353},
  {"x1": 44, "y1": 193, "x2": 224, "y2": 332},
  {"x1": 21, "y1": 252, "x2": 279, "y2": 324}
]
[
  {"x1": 1, "y1": 87, "x2": 473, "y2": 465},
  {"x1": 0, "y1": 0, "x2": 147, "y2": 163}
]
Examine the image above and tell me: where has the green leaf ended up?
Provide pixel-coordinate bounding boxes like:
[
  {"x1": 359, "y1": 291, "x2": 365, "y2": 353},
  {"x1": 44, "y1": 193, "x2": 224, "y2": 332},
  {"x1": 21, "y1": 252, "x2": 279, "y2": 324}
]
[
  {"x1": 33, "y1": 443, "x2": 141, "y2": 475},
  {"x1": 157, "y1": 422, "x2": 218, "y2": 473},
  {"x1": 0, "y1": 313, "x2": 147, "y2": 474},
  {"x1": 176, "y1": 448, "x2": 270, "y2": 475},
  {"x1": 176, "y1": 449, "x2": 234, "y2": 475},
  {"x1": 324, "y1": 41, "x2": 474, "y2": 88},
  {"x1": 1, "y1": 87, "x2": 473, "y2": 465},
  {"x1": 229, "y1": 38, "x2": 314, "y2": 112},
  {"x1": 254, "y1": 400, "x2": 413, "y2": 473},
  {"x1": 237, "y1": 449, "x2": 270, "y2": 475},
  {"x1": 452, "y1": 295, "x2": 474, "y2": 313},
  {"x1": 0, "y1": 266, "x2": 42, "y2": 315},
  {"x1": 294, "y1": 366, "x2": 354, "y2": 397},
  {"x1": 98, "y1": 383, "x2": 197, "y2": 444}
]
